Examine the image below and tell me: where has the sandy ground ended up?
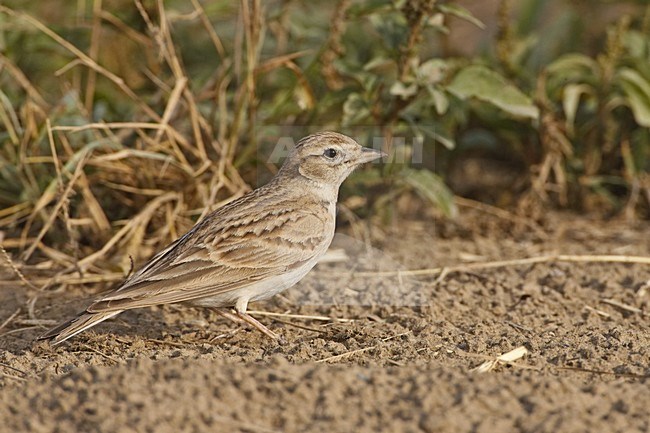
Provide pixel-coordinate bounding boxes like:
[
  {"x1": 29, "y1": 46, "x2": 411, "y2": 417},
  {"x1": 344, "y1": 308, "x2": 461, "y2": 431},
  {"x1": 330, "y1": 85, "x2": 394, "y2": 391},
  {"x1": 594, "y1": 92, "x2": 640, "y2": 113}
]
[{"x1": 1, "y1": 210, "x2": 650, "y2": 432}]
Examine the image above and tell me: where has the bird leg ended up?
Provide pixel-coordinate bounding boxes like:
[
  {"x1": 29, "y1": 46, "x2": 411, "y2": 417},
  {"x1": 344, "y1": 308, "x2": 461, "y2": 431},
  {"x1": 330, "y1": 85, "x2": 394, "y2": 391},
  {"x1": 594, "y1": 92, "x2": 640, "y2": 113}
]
[{"x1": 213, "y1": 308, "x2": 280, "y2": 341}]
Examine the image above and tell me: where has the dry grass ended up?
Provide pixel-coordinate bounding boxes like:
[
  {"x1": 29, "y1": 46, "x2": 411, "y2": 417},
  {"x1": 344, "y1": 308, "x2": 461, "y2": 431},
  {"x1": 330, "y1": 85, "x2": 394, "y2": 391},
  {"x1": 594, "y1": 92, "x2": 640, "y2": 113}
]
[
  {"x1": 3, "y1": 1, "x2": 386, "y2": 313},
  {"x1": 0, "y1": 1, "x2": 264, "y2": 295}
]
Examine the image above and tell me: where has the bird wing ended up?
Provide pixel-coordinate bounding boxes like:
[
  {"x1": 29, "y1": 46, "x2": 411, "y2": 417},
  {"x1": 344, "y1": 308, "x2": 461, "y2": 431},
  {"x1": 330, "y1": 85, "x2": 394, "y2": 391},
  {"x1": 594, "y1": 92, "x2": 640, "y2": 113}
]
[{"x1": 87, "y1": 208, "x2": 329, "y2": 312}]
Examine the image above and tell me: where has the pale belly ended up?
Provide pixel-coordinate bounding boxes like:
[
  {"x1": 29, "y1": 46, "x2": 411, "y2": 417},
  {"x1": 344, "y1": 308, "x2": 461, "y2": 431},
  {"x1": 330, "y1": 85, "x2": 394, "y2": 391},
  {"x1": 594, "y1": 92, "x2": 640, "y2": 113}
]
[
  {"x1": 192, "y1": 201, "x2": 336, "y2": 310},
  {"x1": 190, "y1": 257, "x2": 319, "y2": 309}
]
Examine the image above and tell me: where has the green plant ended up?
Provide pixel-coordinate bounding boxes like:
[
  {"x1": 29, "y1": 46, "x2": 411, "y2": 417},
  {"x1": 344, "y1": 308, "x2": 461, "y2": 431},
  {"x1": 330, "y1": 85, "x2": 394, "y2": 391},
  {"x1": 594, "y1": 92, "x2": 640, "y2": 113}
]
[{"x1": 0, "y1": 0, "x2": 648, "y2": 292}]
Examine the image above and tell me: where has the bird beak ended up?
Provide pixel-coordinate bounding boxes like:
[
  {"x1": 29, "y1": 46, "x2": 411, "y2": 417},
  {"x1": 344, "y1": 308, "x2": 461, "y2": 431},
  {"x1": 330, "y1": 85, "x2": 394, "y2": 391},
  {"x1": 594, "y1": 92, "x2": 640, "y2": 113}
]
[{"x1": 355, "y1": 147, "x2": 386, "y2": 165}]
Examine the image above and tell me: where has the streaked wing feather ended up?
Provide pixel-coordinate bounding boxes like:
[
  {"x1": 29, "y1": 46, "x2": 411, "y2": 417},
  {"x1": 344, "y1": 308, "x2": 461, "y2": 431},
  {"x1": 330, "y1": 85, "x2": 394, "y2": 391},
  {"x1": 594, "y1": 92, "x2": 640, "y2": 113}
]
[
  {"x1": 88, "y1": 211, "x2": 327, "y2": 312},
  {"x1": 88, "y1": 267, "x2": 272, "y2": 311}
]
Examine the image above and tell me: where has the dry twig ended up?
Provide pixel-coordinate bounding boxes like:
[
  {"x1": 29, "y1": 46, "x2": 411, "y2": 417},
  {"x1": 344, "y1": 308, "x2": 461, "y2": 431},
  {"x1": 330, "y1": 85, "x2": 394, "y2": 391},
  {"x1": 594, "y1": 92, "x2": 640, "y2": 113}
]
[
  {"x1": 248, "y1": 310, "x2": 355, "y2": 323},
  {"x1": 316, "y1": 331, "x2": 410, "y2": 363},
  {"x1": 352, "y1": 254, "x2": 650, "y2": 278},
  {"x1": 600, "y1": 298, "x2": 645, "y2": 316},
  {"x1": 472, "y1": 346, "x2": 529, "y2": 373}
]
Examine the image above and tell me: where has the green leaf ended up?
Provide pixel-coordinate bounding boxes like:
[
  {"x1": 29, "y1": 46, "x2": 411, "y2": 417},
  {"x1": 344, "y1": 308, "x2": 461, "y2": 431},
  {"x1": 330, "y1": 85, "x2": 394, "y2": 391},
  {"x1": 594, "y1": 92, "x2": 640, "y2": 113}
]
[
  {"x1": 431, "y1": 129, "x2": 455, "y2": 150},
  {"x1": 416, "y1": 59, "x2": 448, "y2": 85},
  {"x1": 402, "y1": 117, "x2": 455, "y2": 150},
  {"x1": 363, "y1": 56, "x2": 394, "y2": 72},
  {"x1": 546, "y1": 54, "x2": 598, "y2": 76},
  {"x1": 562, "y1": 84, "x2": 592, "y2": 136},
  {"x1": 426, "y1": 124, "x2": 455, "y2": 150},
  {"x1": 425, "y1": 85, "x2": 449, "y2": 115},
  {"x1": 342, "y1": 93, "x2": 371, "y2": 126},
  {"x1": 623, "y1": 30, "x2": 649, "y2": 59},
  {"x1": 447, "y1": 65, "x2": 539, "y2": 120},
  {"x1": 617, "y1": 68, "x2": 650, "y2": 127},
  {"x1": 390, "y1": 81, "x2": 418, "y2": 99},
  {"x1": 401, "y1": 168, "x2": 457, "y2": 217},
  {"x1": 426, "y1": 13, "x2": 449, "y2": 34},
  {"x1": 369, "y1": 12, "x2": 408, "y2": 52},
  {"x1": 438, "y1": 4, "x2": 486, "y2": 29}
]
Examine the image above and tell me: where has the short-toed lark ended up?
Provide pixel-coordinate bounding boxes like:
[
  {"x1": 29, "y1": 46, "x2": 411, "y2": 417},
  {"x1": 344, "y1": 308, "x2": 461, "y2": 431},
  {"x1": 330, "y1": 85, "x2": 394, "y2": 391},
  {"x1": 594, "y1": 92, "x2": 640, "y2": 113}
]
[{"x1": 39, "y1": 132, "x2": 384, "y2": 344}]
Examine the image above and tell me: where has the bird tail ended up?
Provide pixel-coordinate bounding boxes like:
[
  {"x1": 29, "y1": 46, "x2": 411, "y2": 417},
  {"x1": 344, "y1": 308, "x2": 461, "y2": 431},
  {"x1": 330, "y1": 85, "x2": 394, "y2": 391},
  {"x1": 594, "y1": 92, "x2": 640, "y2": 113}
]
[{"x1": 37, "y1": 310, "x2": 122, "y2": 345}]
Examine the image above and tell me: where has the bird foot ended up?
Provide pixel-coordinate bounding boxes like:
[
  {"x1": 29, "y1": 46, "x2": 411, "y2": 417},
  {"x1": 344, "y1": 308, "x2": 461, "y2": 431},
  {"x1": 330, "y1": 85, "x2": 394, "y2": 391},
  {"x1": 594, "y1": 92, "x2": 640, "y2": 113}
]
[{"x1": 213, "y1": 308, "x2": 284, "y2": 343}]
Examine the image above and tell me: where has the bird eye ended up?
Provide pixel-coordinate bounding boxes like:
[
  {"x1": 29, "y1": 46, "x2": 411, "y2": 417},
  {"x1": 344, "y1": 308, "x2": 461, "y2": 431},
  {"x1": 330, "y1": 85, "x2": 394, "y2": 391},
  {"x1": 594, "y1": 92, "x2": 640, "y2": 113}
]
[{"x1": 323, "y1": 148, "x2": 338, "y2": 159}]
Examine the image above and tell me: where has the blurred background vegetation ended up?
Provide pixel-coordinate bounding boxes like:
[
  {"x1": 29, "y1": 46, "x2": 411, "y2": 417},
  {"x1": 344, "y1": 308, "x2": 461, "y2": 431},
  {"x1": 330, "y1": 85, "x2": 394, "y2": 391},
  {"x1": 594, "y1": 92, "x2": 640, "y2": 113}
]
[{"x1": 0, "y1": 0, "x2": 648, "y2": 284}]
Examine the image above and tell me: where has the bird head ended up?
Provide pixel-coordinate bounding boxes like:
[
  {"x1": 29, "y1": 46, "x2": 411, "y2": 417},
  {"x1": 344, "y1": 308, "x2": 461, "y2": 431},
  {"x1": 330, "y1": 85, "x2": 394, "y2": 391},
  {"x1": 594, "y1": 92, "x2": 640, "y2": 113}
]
[{"x1": 281, "y1": 132, "x2": 385, "y2": 187}]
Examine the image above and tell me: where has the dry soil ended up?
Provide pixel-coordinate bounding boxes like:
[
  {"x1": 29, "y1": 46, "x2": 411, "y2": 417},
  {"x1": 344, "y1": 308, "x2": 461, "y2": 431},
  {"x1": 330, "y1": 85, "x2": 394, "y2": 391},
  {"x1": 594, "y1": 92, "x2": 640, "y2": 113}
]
[{"x1": 1, "y1": 209, "x2": 649, "y2": 433}]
